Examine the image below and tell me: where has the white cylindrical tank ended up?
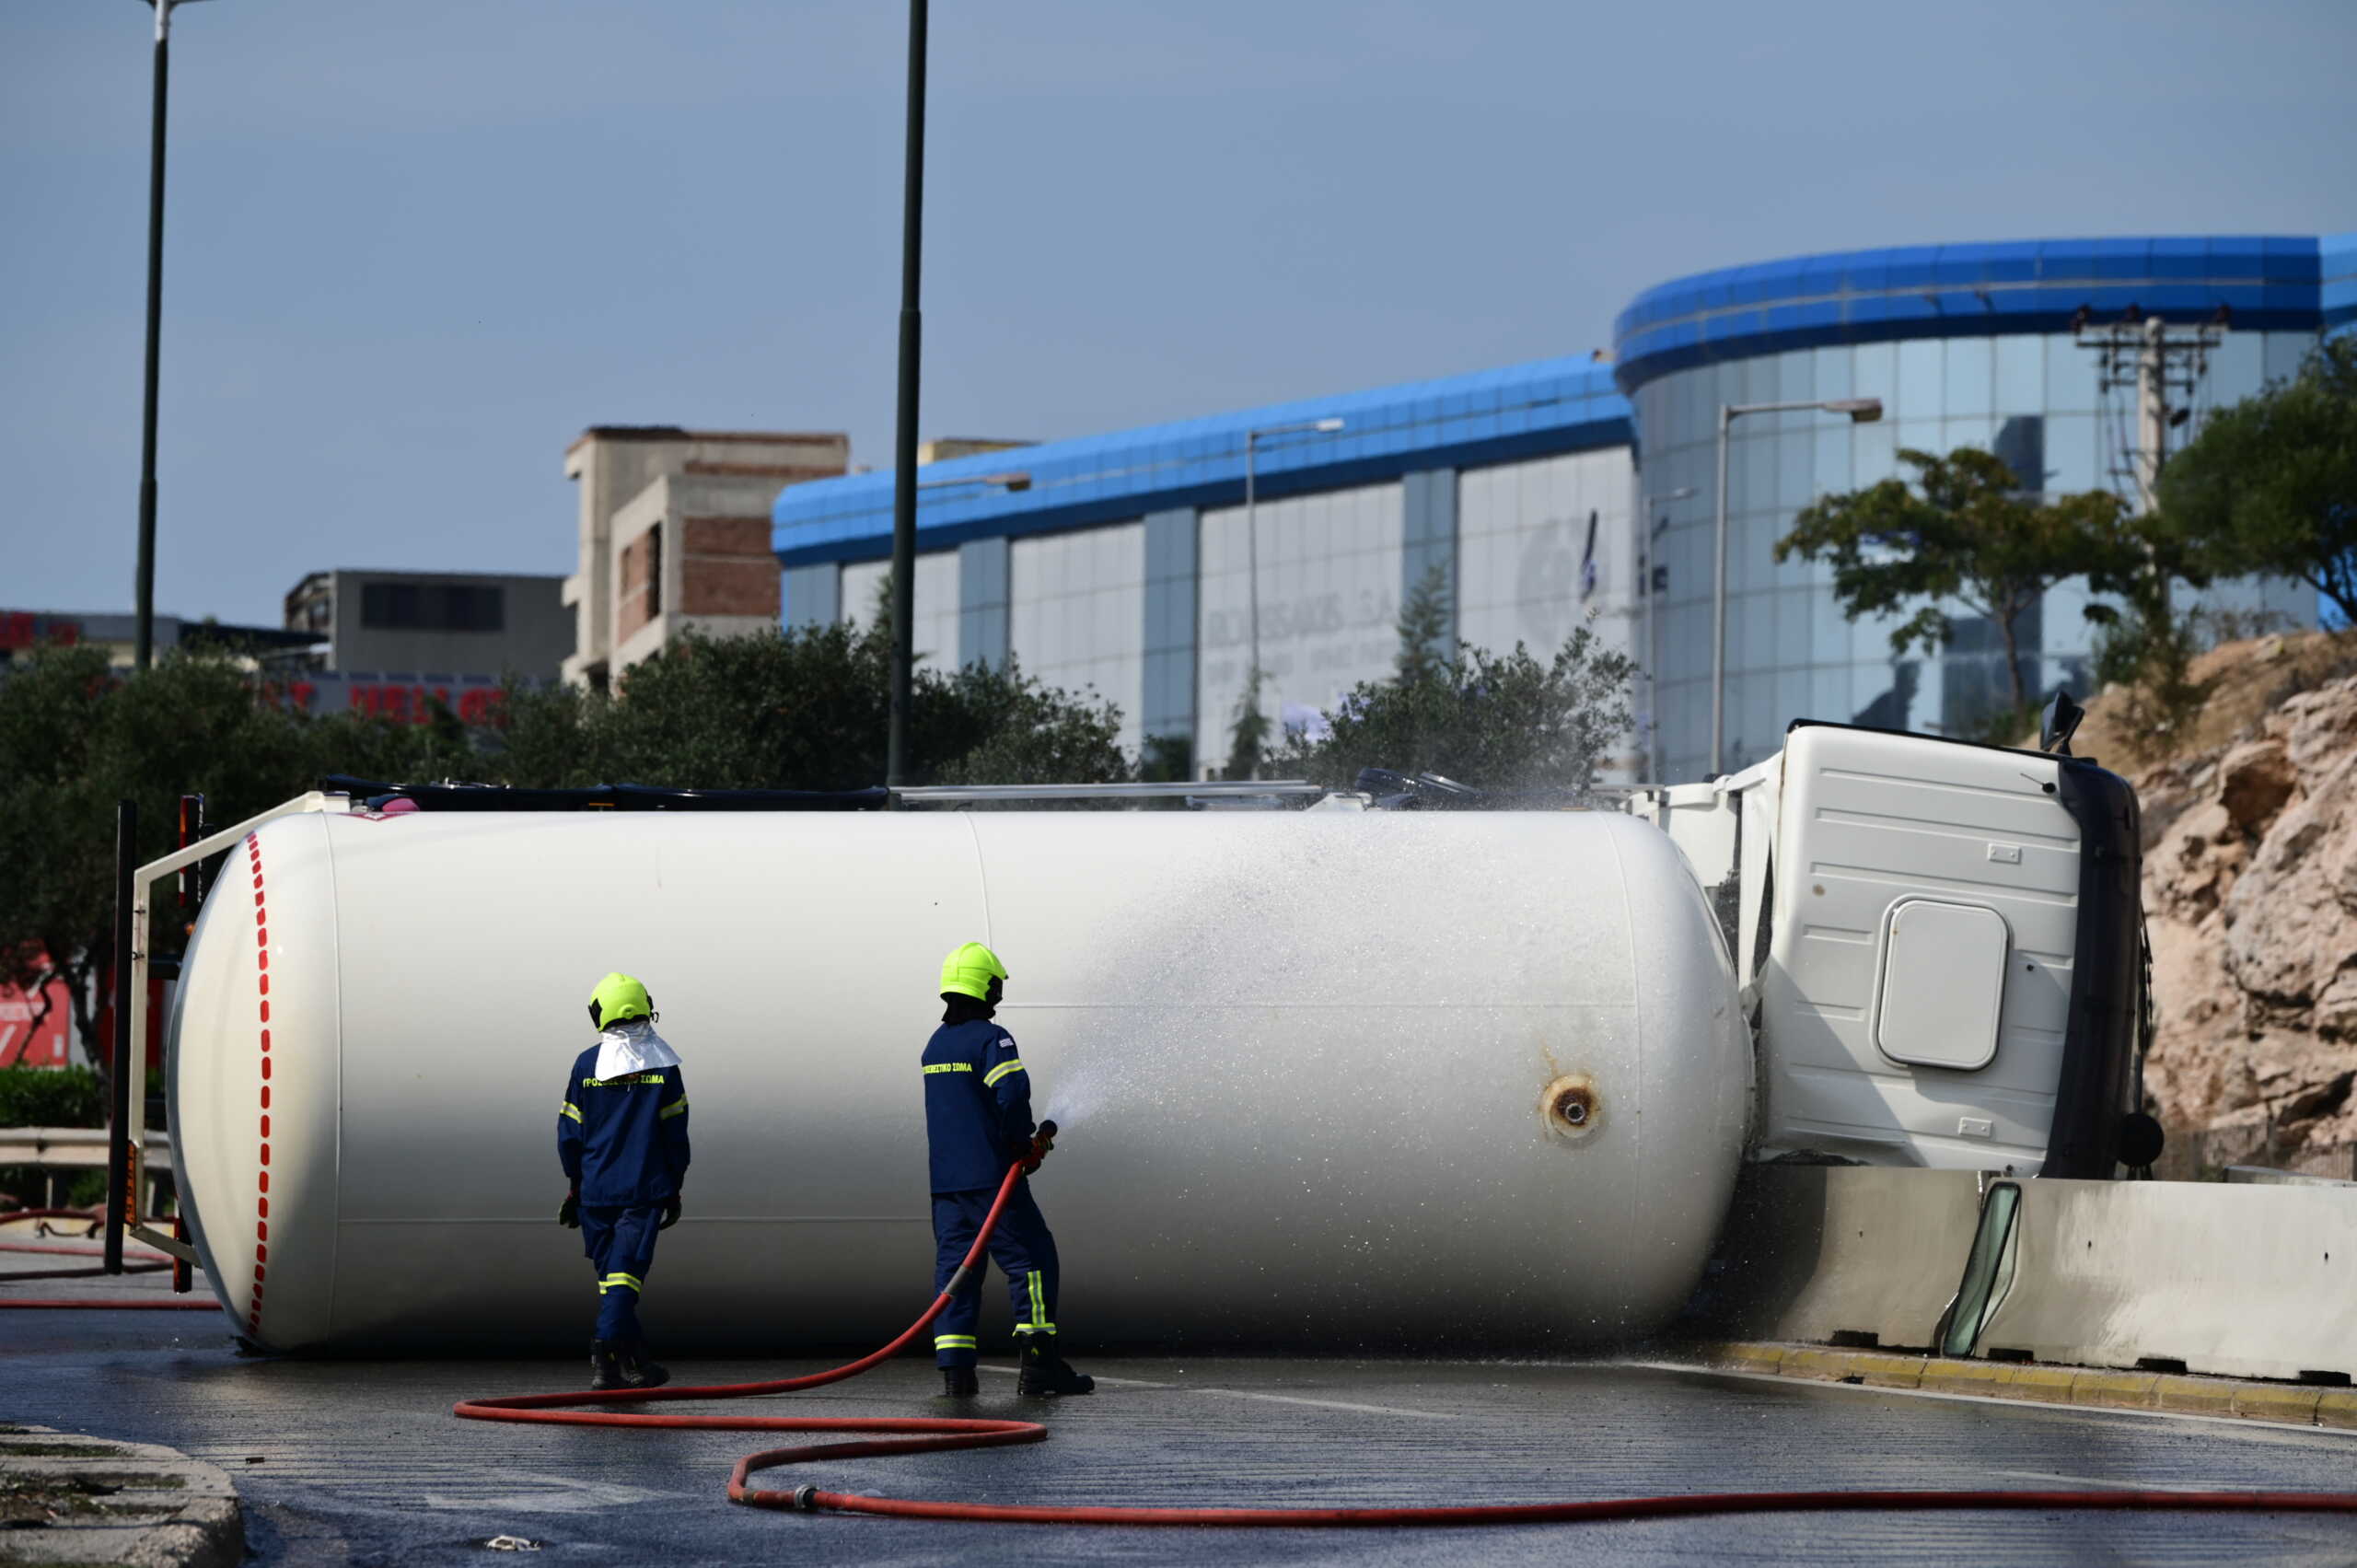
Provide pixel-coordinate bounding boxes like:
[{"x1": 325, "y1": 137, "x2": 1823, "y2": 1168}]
[{"x1": 168, "y1": 808, "x2": 1749, "y2": 1353}]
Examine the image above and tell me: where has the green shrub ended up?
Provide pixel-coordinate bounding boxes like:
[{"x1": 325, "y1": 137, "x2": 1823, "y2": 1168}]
[{"x1": 0, "y1": 1066, "x2": 105, "y2": 1129}]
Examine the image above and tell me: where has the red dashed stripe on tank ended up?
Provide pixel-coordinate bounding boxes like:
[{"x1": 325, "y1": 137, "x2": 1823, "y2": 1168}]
[{"x1": 245, "y1": 832, "x2": 269, "y2": 1338}]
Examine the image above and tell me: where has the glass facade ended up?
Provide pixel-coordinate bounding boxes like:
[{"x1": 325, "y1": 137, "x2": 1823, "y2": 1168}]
[
  {"x1": 842, "y1": 552, "x2": 959, "y2": 668},
  {"x1": 1631, "y1": 330, "x2": 2320, "y2": 783},
  {"x1": 1010, "y1": 522, "x2": 1147, "y2": 756},
  {"x1": 1195, "y1": 482, "x2": 1404, "y2": 767},
  {"x1": 1457, "y1": 448, "x2": 1634, "y2": 666}
]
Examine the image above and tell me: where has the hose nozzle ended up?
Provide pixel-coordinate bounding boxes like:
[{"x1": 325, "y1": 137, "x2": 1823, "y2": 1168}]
[{"x1": 1022, "y1": 1120, "x2": 1059, "y2": 1176}]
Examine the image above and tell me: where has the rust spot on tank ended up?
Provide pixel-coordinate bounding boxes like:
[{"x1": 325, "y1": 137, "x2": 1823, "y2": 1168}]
[{"x1": 1540, "y1": 1073, "x2": 1602, "y2": 1143}]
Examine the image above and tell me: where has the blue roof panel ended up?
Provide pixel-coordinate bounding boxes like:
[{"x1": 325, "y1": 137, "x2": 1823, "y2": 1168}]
[
  {"x1": 2089, "y1": 238, "x2": 2151, "y2": 280},
  {"x1": 2149, "y1": 237, "x2": 2208, "y2": 279},
  {"x1": 1885, "y1": 245, "x2": 1942, "y2": 289},
  {"x1": 1612, "y1": 230, "x2": 2347, "y2": 393},
  {"x1": 1980, "y1": 240, "x2": 2039, "y2": 283},
  {"x1": 775, "y1": 354, "x2": 1632, "y2": 565},
  {"x1": 2323, "y1": 232, "x2": 2357, "y2": 330}
]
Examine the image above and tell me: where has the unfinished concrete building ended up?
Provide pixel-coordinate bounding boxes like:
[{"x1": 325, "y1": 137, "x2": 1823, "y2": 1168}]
[{"x1": 562, "y1": 427, "x2": 850, "y2": 689}]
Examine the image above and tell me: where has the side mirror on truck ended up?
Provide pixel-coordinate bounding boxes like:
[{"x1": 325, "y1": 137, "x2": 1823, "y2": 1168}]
[{"x1": 2038, "y1": 691, "x2": 2085, "y2": 757}]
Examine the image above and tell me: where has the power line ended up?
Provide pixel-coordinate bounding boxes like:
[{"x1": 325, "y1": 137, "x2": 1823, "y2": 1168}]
[{"x1": 2073, "y1": 304, "x2": 2229, "y2": 513}]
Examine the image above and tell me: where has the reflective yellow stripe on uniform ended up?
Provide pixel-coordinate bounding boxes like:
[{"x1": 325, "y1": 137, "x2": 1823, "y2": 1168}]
[
  {"x1": 1026, "y1": 1269, "x2": 1049, "y2": 1329},
  {"x1": 923, "y1": 1063, "x2": 974, "y2": 1074},
  {"x1": 934, "y1": 1334, "x2": 977, "y2": 1350},
  {"x1": 598, "y1": 1272, "x2": 644, "y2": 1295},
  {"x1": 658, "y1": 1098, "x2": 688, "y2": 1120},
  {"x1": 559, "y1": 1101, "x2": 583, "y2": 1122},
  {"x1": 982, "y1": 1060, "x2": 1025, "y2": 1087}
]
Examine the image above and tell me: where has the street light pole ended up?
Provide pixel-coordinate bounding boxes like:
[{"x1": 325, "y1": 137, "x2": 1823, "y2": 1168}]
[
  {"x1": 1710, "y1": 403, "x2": 1734, "y2": 777},
  {"x1": 1639, "y1": 485, "x2": 1694, "y2": 786},
  {"x1": 1245, "y1": 432, "x2": 1260, "y2": 698},
  {"x1": 1711, "y1": 396, "x2": 1882, "y2": 777},
  {"x1": 884, "y1": 0, "x2": 927, "y2": 799},
  {"x1": 1239, "y1": 417, "x2": 1343, "y2": 769},
  {"x1": 132, "y1": 0, "x2": 205, "y2": 670}
]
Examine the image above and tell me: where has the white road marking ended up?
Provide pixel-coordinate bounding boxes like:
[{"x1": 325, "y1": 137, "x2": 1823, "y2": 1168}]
[
  {"x1": 1175, "y1": 1388, "x2": 1461, "y2": 1421},
  {"x1": 975, "y1": 1364, "x2": 1172, "y2": 1388},
  {"x1": 992, "y1": 1365, "x2": 1172, "y2": 1388},
  {"x1": 974, "y1": 1364, "x2": 1459, "y2": 1420},
  {"x1": 1990, "y1": 1469, "x2": 2209, "y2": 1492}
]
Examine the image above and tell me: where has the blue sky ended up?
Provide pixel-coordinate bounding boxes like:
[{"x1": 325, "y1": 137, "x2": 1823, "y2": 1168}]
[{"x1": 5, "y1": 0, "x2": 2352, "y2": 626}]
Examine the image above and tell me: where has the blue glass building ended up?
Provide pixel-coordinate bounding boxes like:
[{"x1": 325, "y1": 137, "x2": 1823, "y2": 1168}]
[
  {"x1": 1615, "y1": 233, "x2": 2355, "y2": 781},
  {"x1": 776, "y1": 231, "x2": 2354, "y2": 782}
]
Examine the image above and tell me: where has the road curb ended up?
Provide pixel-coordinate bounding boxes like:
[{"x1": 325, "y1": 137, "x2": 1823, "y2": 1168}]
[
  {"x1": 0, "y1": 1423, "x2": 242, "y2": 1567},
  {"x1": 1686, "y1": 1342, "x2": 2357, "y2": 1432}
]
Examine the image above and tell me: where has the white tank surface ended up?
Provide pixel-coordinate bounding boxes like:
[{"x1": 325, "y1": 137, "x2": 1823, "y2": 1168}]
[{"x1": 168, "y1": 808, "x2": 1750, "y2": 1353}]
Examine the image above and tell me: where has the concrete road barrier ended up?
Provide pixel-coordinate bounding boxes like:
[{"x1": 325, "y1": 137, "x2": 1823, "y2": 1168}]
[
  {"x1": 1971, "y1": 1178, "x2": 2357, "y2": 1385},
  {"x1": 1695, "y1": 1165, "x2": 1987, "y2": 1351},
  {"x1": 1685, "y1": 1342, "x2": 2357, "y2": 1430}
]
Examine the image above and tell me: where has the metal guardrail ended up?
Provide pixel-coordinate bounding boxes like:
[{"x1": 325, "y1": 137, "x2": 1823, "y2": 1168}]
[
  {"x1": 2, "y1": 1126, "x2": 174, "y2": 1169},
  {"x1": 6, "y1": 1126, "x2": 178, "y2": 1223}
]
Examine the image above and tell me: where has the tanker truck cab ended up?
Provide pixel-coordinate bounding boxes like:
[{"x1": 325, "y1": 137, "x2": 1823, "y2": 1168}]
[{"x1": 1633, "y1": 717, "x2": 2146, "y2": 1180}]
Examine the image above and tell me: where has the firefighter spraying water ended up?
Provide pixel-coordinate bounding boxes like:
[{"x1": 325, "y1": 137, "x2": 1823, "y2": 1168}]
[{"x1": 923, "y1": 942, "x2": 1091, "y2": 1399}]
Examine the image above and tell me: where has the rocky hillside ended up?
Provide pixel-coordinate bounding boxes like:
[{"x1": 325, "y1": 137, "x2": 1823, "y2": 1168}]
[{"x1": 2095, "y1": 632, "x2": 2357, "y2": 1175}]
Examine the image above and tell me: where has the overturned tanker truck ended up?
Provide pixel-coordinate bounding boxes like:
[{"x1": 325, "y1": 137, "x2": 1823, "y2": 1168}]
[{"x1": 125, "y1": 714, "x2": 2148, "y2": 1354}]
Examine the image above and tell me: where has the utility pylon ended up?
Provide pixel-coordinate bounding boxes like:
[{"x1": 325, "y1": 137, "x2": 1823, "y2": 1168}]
[{"x1": 2073, "y1": 304, "x2": 2230, "y2": 512}]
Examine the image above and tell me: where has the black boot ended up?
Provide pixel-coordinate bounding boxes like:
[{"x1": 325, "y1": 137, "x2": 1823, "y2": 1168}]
[
  {"x1": 1016, "y1": 1334, "x2": 1094, "y2": 1397},
  {"x1": 937, "y1": 1365, "x2": 980, "y2": 1400},
  {"x1": 589, "y1": 1341, "x2": 621, "y2": 1391},
  {"x1": 612, "y1": 1340, "x2": 670, "y2": 1390}
]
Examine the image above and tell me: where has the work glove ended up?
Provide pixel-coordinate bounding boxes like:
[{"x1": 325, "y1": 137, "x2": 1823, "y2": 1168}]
[
  {"x1": 557, "y1": 1190, "x2": 580, "y2": 1228},
  {"x1": 660, "y1": 1194, "x2": 682, "y2": 1231},
  {"x1": 1021, "y1": 1127, "x2": 1055, "y2": 1176}
]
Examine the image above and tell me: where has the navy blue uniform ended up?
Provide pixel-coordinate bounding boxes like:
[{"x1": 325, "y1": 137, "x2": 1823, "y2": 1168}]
[
  {"x1": 558, "y1": 1046, "x2": 690, "y2": 1342},
  {"x1": 922, "y1": 1018, "x2": 1060, "y2": 1366}
]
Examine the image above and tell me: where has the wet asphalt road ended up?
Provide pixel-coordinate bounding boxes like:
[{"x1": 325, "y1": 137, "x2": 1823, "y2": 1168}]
[{"x1": 3, "y1": 1273, "x2": 2354, "y2": 1565}]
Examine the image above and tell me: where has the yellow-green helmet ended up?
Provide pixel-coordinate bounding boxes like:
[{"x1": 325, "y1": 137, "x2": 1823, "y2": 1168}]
[
  {"x1": 938, "y1": 942, "x2": 1007, "y2": 1001},
  {"x1": 588, "y1": 972, "x2": 654, "y2": 1028}
]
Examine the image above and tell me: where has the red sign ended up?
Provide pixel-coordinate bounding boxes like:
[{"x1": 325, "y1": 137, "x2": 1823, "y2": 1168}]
[
  {"x1": 257, "y1": 678, "x2": 509, "y2": 726},
  {"x1": 0, "y1": 613, "x2": 83, "y2": 652},
  {"x1": 0, "y1": 973, "x2": 75, "y2": 1069},
  {"x1": 91, "y1": 969, "x2": 168, "y2": 1075}
]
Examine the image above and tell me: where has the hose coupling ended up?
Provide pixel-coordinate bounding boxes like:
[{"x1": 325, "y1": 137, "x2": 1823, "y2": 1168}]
[{"x1": 792, "y1": 1485, "x2": 821, "y2": 1512}]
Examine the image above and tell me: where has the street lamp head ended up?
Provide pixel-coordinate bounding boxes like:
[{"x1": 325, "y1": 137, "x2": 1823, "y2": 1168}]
[
  {"x1": 1823, "y1": 398, "x2": 1884, "y2": 424},
  {"x1": 914, "y1": 470, "x2": 1031, "y2": 494},
  {"x1": 1248, "y1": 416, "x2": 1346, "y2": 447}
]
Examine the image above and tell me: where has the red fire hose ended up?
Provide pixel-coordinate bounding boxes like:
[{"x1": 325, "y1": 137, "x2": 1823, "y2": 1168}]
[{"x1": 455, "y1": 1159, "x2": 2357, "y2": 1528}]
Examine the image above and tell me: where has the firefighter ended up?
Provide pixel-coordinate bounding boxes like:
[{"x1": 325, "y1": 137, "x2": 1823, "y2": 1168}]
[
  {"x1": 923, "y1": 942, "x2": 1094, "y2": 1400},
  {"x1": 557, "y1": 972, "x2": 689, "y2": 1391}
]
